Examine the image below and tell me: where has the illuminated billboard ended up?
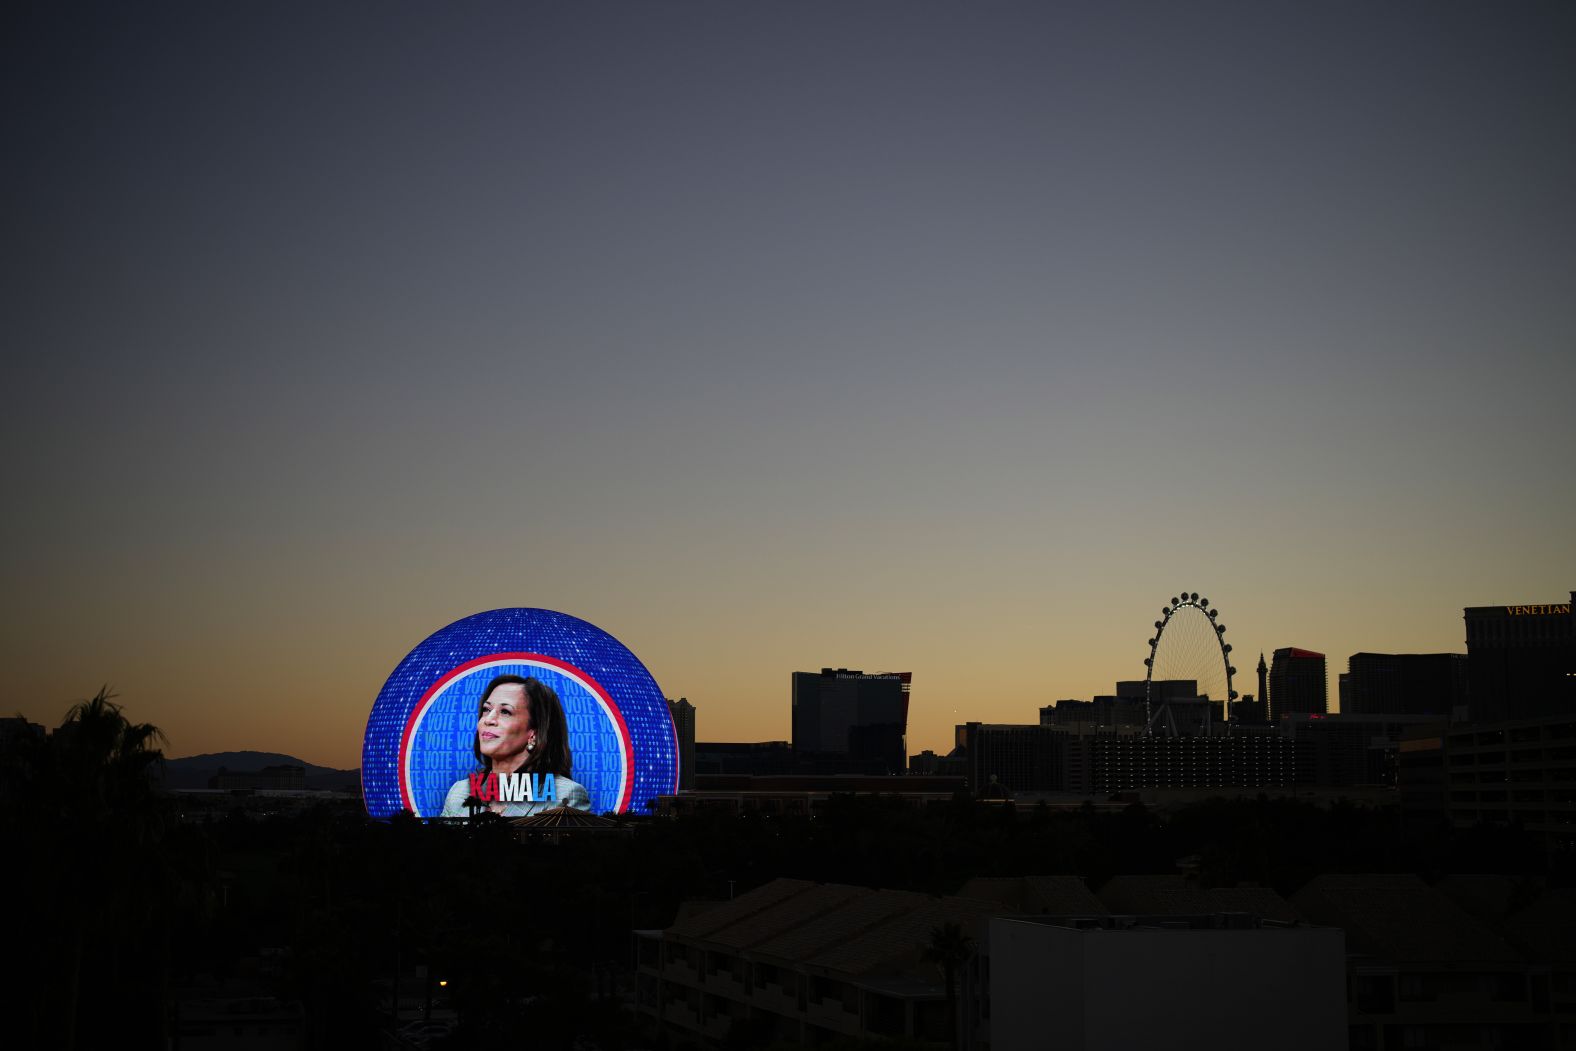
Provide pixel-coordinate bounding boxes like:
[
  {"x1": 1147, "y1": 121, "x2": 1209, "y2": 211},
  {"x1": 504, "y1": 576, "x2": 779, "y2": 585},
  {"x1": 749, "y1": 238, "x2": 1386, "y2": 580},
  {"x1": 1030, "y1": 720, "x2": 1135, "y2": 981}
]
[{"x1": 362, "y1": 608, "x2": 677, "y2": 818}]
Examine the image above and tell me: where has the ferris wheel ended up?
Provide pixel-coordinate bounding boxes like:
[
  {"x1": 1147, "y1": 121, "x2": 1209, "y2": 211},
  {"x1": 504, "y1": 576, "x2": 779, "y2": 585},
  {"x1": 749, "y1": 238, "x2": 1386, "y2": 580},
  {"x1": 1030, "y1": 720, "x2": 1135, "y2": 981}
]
[{"x1": 1143, "y1": 591, "x2": 1238, "y2": 736}]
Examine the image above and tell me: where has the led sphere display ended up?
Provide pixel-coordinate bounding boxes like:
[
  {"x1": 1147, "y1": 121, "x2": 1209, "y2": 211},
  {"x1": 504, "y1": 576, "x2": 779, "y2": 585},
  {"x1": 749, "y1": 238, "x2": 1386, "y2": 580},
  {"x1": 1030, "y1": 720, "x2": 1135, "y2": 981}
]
[{"x1": 362, "y1": 608, "x2": 677, "y2": 818}]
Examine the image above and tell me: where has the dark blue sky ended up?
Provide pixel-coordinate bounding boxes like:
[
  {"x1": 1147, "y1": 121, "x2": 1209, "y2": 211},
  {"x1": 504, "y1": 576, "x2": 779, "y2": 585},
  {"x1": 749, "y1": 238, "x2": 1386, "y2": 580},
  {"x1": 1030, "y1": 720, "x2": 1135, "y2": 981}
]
[{"x1": 4, "y1": 2, "x2": 1573, "y2": 763}]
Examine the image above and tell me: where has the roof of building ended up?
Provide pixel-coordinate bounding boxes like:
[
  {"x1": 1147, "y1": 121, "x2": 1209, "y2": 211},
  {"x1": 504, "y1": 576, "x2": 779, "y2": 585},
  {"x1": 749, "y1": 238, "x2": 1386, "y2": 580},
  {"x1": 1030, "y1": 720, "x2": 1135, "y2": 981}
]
[
  {"x1": 1289, "y1": 875, "x2": 1521, "y2": 964},
  {"x1": 806, "y1": 894, "x2": 999, "y2": 979},
  {"x1": 1432, "y1": 874, "x2": 1528, "y2": 925},
  {"x1": 667, "y1": 878, "x2": 818, "y2": 940},
  {"x1": 698, "y1": 883, "x2": 874, "y2": 951},
  {"x1": 752, "y1": 887, "x2": 929, "y2": 962},
  {"x1": 1206, "y1": 886, "x2": 1304, "y2": 924},
  {"x1": 670, "y1": 899, "x2": 723, "y2": 927},
  {"x1": 956, "y1": 876, "x2": 1108, "y2": 916},
  {"x1": 1501, "y1": 888, "x2": 1576, "y2": 963},
  {"x1": 663, "y1": 874, "x2": 1339, "y2": 988},
  {"x1": 666, "y1": 878, "x2": 1004, "y2": 983},
  {"x1": 1097, "y1": 875, "x2": 1300, "y2": 923}
]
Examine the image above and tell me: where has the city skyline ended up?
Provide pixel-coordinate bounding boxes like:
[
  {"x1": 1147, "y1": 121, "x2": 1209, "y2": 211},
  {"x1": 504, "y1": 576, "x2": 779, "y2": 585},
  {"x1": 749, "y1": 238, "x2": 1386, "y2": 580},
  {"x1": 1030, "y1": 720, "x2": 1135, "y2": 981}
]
[
  {"x1": 10, "y1": 585, "x2": 1570, "y2": 770},
  {"x1": 4, "y1": 3, "x2": 1573, "y2": 768}
]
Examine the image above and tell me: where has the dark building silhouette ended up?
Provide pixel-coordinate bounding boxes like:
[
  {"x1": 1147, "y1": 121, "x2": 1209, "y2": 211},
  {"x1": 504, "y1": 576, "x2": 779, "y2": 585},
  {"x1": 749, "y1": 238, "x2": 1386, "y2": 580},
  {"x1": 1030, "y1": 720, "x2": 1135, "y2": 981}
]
[
  {"x1": 1463, "y1": 592, "x2": 1575, "y2": 723},
  {"x1": 667, "y1": 697, "x2": 696, "y2": 790},
  {"x1": 1343, "y1": 652, "x2": 1469, "y2": 718},
  {"x1": 1040, "y1": 680, "x2": 1207, "y2": 737},
  {"x1": 1270, "y1": 647, "x2": 1328, "y2": 720},
  {"x1": 1284, "y1": 713, "x2": 1436, "y2": 787},
  {"x1": 637, "y1": 877, "x2": 1346, "y2": 1051},
  {"x1": 990, "y1": 910, "x2": 1344, "y2": 1051},
  {"x1": 1229, "y1": 694, "x2": 1268, "y2": 723},
  {"x1": 791, "y1": 668, "x2": 909, "y2": 773},
  {"x1": 635, "y1": 878, "x2": 1002, "y2": 1047},
  {"x1": 649, "y1": 775, "x2": 964, "y2": 817},
  {"x1": 693, "y1": 740, "x2": 796, "y2": 776},
  {"x1": 907, "y1": 749, "x2": 964, "y2": 776},
  {"x1": 1289, "y1": 874, "x2": 1572, "y2": 1051},
  {"x1": 1039, "y1": 696, "x2": 1145, "y2": 734},
  {"x1": 957, "y1": 722, "x2": 1066, "y2": 794},
  {"x1": 1398, "y1": 712, "x2": 1576, "y2": 849},
  {"x1": 1116, "y1": 678, "x2": 1221, "y2": 736},
  {"x1": 1081, "y1": 734, "x2": 1295, "y2": 793},
  {"x1": 1115, "y1": 679, "x2": 1212, "y2": 704}
]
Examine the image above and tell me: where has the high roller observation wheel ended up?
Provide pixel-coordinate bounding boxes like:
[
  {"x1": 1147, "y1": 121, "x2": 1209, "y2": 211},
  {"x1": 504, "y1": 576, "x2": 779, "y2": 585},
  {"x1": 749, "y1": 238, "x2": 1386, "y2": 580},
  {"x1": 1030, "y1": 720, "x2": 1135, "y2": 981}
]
[{"x1": 1142, "y1": 591, "x2": 1238, "y2": 736}]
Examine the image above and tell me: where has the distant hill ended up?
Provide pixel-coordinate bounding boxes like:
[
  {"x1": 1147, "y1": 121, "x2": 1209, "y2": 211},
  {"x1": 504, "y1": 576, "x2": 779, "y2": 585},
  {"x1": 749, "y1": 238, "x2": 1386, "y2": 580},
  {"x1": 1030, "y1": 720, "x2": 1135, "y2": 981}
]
[{"x1": 161, "y1": 751, "x2": 359, "y2": 792}]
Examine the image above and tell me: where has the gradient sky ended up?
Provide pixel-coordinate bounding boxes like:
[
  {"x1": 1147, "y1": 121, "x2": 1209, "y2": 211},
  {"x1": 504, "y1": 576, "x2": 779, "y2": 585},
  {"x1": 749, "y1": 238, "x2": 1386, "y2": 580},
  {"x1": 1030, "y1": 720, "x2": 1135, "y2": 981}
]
[{"x1": 4, "y1": 2, "x2": 1573, "y2": 769}]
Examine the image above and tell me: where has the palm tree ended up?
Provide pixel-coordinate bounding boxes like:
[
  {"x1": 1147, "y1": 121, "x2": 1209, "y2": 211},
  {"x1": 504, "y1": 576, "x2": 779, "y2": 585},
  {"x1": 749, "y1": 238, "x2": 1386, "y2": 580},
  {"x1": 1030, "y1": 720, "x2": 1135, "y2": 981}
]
[
  {"x1": 924, "y1": 921, "x2": 975, "y2": 1051},
  {"x1": 42, "y1": 687, "x2": 169, "y2": 1050}
]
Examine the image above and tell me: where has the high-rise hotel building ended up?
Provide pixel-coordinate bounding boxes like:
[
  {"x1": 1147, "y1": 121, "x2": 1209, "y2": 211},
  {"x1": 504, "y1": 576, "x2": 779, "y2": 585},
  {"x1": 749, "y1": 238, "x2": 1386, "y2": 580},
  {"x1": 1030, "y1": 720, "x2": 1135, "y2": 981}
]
[
  {"x1": 1269, "y1": 648, "x2": 1328, "y2": 720},
  {"x1": 1343, "y1": 652, "x2": 1468, "y2": 718},
  {"x1": 791, "y1": 668, "x2": 910, "y2": 774},
  {"x1": 1464, "y1": 592, "x2": 1575, "y2": 723}
]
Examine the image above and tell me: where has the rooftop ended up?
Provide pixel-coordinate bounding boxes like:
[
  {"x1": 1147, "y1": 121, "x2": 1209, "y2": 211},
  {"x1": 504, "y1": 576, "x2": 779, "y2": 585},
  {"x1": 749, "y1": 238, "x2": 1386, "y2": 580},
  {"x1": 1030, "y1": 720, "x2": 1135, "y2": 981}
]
[{"x1": 1290, "y1": 874, "x2": 1521, "y2": 964}]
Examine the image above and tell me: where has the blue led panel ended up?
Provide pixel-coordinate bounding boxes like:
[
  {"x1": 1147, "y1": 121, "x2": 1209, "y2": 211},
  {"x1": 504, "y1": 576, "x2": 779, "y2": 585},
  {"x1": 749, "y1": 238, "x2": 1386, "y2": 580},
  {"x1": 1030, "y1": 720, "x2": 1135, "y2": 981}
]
[{"x1": 362, "y1": 608, "x2": 677, "y2": 817}]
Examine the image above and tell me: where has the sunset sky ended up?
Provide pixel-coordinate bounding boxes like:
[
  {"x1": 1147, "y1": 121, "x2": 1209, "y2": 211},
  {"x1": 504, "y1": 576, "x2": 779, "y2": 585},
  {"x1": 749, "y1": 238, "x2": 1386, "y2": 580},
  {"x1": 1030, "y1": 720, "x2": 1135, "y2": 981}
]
[{"x1": 4, "y1": 3, "x2": 1573, "y2": 769}]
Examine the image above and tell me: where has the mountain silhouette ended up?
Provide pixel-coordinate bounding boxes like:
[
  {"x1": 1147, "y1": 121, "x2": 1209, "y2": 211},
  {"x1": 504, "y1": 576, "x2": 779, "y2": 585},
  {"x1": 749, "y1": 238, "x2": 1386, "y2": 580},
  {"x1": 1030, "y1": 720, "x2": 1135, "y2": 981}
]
[{"x1": 161, "y1": 750, "x2": 359, "y2": 791}]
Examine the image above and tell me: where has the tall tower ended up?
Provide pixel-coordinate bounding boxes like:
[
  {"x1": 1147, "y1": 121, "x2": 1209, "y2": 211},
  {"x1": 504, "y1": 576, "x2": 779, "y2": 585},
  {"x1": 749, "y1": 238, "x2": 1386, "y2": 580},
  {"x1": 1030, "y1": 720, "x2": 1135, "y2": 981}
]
[
  {"x1": 1257, "y1": 653, "x2": 1268, "y2": 713},
  {"x1": 667, "y1": 697, "x2": 696, "y2": 791}
]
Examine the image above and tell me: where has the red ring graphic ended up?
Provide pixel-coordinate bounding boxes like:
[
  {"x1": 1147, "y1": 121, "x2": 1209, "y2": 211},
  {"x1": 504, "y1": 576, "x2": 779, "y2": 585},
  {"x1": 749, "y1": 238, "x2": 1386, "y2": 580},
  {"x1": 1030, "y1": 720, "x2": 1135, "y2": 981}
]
[{"x1": 397, "y1": 652, "x2": 635, "y2": 815}]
